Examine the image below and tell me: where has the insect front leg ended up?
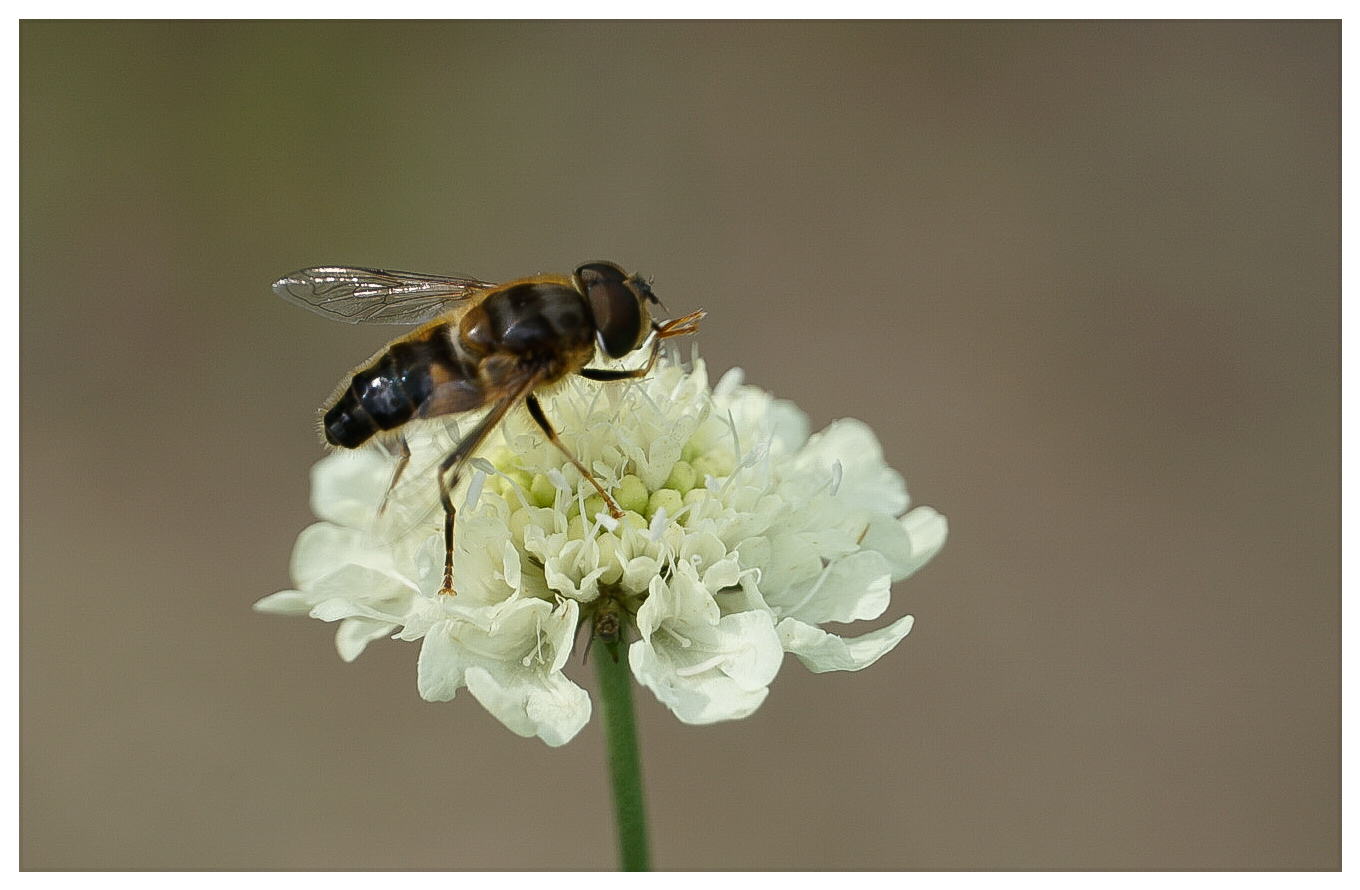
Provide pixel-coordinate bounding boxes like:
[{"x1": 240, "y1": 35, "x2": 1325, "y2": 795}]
[
  {"x1": 525, "y1": 394, "x2": 624, "y2": 519},
  {"x1": 578, "y1": 309, "x2": 707, "y2": 383}
]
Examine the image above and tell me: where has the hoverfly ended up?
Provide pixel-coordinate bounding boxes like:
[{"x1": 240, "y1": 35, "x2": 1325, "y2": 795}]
[{"x1": 274, "y1": 261, "x2": 704, "y2": 596}]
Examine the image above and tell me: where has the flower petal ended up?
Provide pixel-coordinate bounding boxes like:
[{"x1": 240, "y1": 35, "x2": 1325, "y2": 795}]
[
  {"x1": 898, "y1": 506, "x2": 949, "y2": 578},
  {"x1": 252, "y1": 590, "x2": 313, "y2": 616},
  {"x1": 629, "y1": 609, "x2": 783, "y2": 724},
  {"x1": 464, "y1": 665, "x2": 591, "y2": 747},
  {"x1": 769, "y1": 549, "x2": 894, "y2": 625},
  {"x1": 778, "y1": 614, "x2": 915, "y2": 673},
  {"x1": 334, "y1": 616, "x2": 398, "y2": 662},
  {"x1": 797, "y1": 419, "x2": 908, "y2": 515},
  {"x1": 309, "y1": 450, "x2": 392, "y2": 528},
  {"x1": 416, "y1": 620, "x2": 469, "y2": 701},
  {"x1": 850, "y1": 505, "x2": 948, "y2": 583},
  {"x1": 288, "y1": 522, "x2": 421, "y2": 591},
  {"x1": 416, "y1": 597, "x2": 587, "y2": 744}
]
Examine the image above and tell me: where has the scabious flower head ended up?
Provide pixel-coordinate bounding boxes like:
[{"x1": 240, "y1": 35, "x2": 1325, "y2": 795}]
[{"x1": 256, "y1": 353, "x2": 946, "y2": 746}]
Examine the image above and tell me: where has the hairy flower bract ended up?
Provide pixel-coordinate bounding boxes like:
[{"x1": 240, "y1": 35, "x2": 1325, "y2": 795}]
[{"x1": 256, "y1": 355, "x2": 946, "y2": 746}]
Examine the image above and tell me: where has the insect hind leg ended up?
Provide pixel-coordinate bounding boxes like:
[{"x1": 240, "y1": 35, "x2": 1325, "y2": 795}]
[
  {"x1": 433, "y1": 431, "x2": 492, "y2": 597},
  {"x1": 431, "y1": 389, "x2": 531, "y2": 595},
  {"x1": 376, "y1": 434, "x2": 413, "y2": 518}
]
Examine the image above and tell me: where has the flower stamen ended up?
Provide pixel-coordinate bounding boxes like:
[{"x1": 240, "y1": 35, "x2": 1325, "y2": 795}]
[{"x1": 675, "y1": 654, "x2": 727, "y2": 677}]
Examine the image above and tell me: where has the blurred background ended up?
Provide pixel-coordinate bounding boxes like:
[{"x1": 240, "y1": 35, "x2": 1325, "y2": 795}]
[{"x1": 20, "y1": 21, "x2": 1338, "y2": 870}]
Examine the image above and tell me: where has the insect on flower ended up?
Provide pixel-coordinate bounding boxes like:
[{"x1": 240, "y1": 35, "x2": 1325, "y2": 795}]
[{"x1": 274, "y1": 261, "x2": 705, "y2": 596}]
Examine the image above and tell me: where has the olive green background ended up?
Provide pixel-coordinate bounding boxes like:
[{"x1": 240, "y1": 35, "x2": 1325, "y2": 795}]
[{"x1": 20, "y1": 21, "x2": 1339, "y2": 870}]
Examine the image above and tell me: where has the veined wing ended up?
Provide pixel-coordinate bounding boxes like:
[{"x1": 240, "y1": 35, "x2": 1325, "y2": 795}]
[{"x1": 273, "y1": 266, "x2": 497, "y2": 325}]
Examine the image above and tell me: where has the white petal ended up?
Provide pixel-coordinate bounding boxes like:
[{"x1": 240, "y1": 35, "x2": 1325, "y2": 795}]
[
  {"x1": 303, "y1": 564, "x2": 418, "y2": 618},
  {"x1": 289, "y1": 523, "x2": 400, "y2": 588},
  {"x1": 637, "y1": 435, "x2": 683, "y2": 491},
  {"x1": 252, "y1": 590, "x2": 313, "y2": 615},
  {"x1": 416, "y1": 597, "x2": 583, "y2": 742},
  {"x1": 761, "y1": 533, "x2": 826, "y2": 595},
  {"x1": 701, "y1": 556, "x2": 744, "y2": 592},
  {"x1": 714, "y1": 373, "x2": 811, "y2": 457},
  {"x1": 622, "y1": 554, "x2": 666, "y2": 593},
  {"x1": 288, "y1": 523, "x2": 356, "y2": 587},
  {"x1": 854, "y1": 513, "x2": 914, "y2": 580},
  {"x1": 309, "y1": 593, "x2": 400, "y2": 624},
  {"x1": 629, "y1": 610, "x2": 783, "y2": 724},
  {"x1": 778, "y1": 614, "x2": 915, "y2": 673},
  {"x1": 309, "y1": 450, "x2": 392, "y2": 528},
  {"x1": 541, "y1": 537, "x2": 607, "y2": 600},
  {"x1": 334, "y1": 616, "x2": 397, "y2": 662},
  {"x1": 416, "y1": 622, "x2": 468, "y2": 702},
  {"x1": 634, "y1": 565, "x2": 719, "y2": 639},
  {"x1": 711, "y1": 366, "x2": 745, "y2": 403},
  {"x1": 772, "y1": 550, "x2": 894, "y2": 624},
  {"x1": 501, "y1": 540, "x2": 522, "y2": 590},
  {"x1": 798, "y1": 419, "x2": 908, "y2": 515},
  {"x1": 465, "y1": 666, "x2": 591, "y2": 747},
  {"x1": 850, "y1": 505, "x2": 948, "y2": 582},
  {"x1": 680, "y1": 530, "x2": 730, "y2": 574},
  {"x1": 898, "y1": 506, "x2": 949, "y2": 578},
  {"x1": 765, "y1": 400, "x2": 813, "y2": 456},
  {"x1": 538, "y1": 598, "x2": 582, "y2": 675},
  {"x1": 450, "y1": 511, "x2": 527, "y2": 603}
]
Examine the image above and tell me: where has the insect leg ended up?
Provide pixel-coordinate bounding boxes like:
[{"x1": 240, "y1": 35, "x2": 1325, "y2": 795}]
[
  {"x1": 432, "y1": 384, "x2": 536, "y2": 595},
  {"x1": 578, "y1": 309, "x2": 706, "y2": 382},
  {"x1": 376, "y1": 434, "x2": 413, "y2": 520},
  {"x1": 577, "y1": 366, "x2": 650, "y2": 383},
  {"x1": 525, "y1": 394, "x2": 624, "y2": 519},
  {"x1": 654, "y1": 308, "x2": 706, "y2": 339}
]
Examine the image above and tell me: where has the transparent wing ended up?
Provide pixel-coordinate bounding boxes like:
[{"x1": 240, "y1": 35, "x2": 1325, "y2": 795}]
[
  {"x1": 273, "y1": 266, "x2": 497, "y2": 325},
  {"x1": 370, "y1": 426, "x2": 459, "y2": 542}
]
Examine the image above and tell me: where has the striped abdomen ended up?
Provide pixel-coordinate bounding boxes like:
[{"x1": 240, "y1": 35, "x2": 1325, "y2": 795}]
[{"x1": 322, "y1": 330, "x2": 471, "y2": 448}]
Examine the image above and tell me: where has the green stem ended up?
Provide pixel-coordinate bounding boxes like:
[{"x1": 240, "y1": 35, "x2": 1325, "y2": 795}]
[{"x1": 594, "y1": 640, "x2": 651, "y2": 871}]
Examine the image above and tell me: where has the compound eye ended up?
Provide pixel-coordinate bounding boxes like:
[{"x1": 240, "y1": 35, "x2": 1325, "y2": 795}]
[{"x1": 577, "y1": 262, "x2": 646, "y2": 358}]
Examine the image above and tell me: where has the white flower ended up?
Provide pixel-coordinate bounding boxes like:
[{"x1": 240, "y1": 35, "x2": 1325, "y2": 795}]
[{"x1": 256, "y1": 355, "x2": 946, "y2": 746}]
